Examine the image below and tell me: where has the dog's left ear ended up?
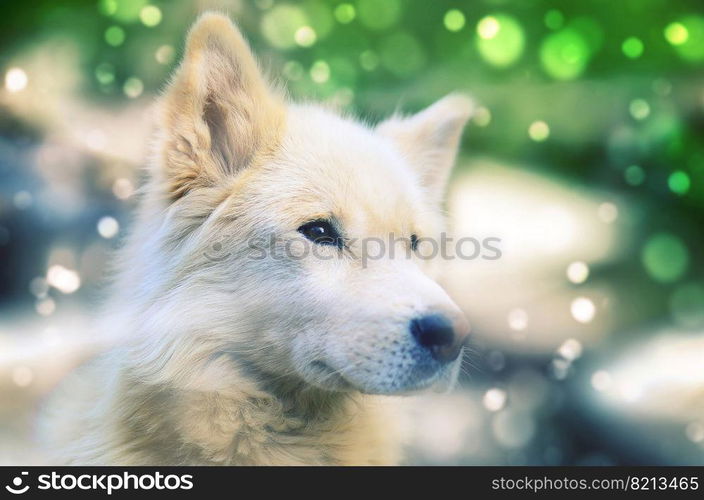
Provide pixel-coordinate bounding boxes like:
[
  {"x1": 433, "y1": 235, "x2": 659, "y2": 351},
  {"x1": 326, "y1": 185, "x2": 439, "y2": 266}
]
[{"x1": 376, "y1": 94, "x2": 474, "y2": 203}]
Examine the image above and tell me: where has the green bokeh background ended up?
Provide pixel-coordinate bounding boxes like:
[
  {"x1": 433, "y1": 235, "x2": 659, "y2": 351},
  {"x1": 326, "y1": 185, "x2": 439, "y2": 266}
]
[{"x1": 2, "y1": 0, "x2": 703, "y2": 204}]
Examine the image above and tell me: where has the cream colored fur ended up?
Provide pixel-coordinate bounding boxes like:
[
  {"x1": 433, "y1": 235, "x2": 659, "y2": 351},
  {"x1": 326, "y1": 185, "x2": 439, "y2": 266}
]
[{"x1": 38, "y1": 13, "x2": 473, "y2": 465}]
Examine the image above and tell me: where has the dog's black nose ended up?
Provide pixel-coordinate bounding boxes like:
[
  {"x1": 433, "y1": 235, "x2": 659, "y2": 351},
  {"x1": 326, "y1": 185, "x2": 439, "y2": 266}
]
[{"x1": 410, "y1": 314, "x2": 462, "y2": 363}]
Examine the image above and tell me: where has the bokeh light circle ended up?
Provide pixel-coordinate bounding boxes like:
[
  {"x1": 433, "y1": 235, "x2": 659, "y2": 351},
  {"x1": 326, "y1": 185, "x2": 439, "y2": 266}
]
[
  {"x1": 294, "y1": 26, "x2": 317, "y2": 47},
  {"x1": 5, "y1": 68, "x2": 28, "y2": 92},
  {"x1": 380, "y1": 32, "x2": 426, "y2": 77},
  {"x1": 260, "y1": 5, "x2": 308, "y2": 49},
  {"x1": 475, "y1": 14, "x2": 525, "y2": 68},
  {"x1": 629, "y1": 99, "x2": 650, "y2": 120},
  {"x1": 666, "y1": 16, "x2": 704, "y2": 62},
  {"x1": 641, "y1": 233, "x2": 689, "y2": 283},
  {"x1": 622, "y1": 37, "x2": 644, "y2": 59},
  {"x1": 105, "y1": 26, "x2": 126, "y2": 47},
  {"x1": 571, "y1": 297, "x2": 596, "y2": 324},
  {"x1": 357, "y1": 0, "x2": 401, "y2": 31},
  {"x1": 664, "y1": 22, "x2": 689, "y2": 45},
  {"x1": 334, "y1": 4, "x2": 355, "y2": 24},
  {"x1": 624, "y1": 165, "x2": 645, "y2": 186},
  {"x1": 566, "y1": 261, "x2": 589, "y2": 284},
  {"x1": 310, "y1": 60, "x2": 330, "y2": 84},
  {"x1": 540, "y1": 28, "x2": 590, "y2": 80},
  {"x1": 528, "y1": 121, "x2": 550, "y2": 141},
  {"x1": 668, "y1": 170, "x2": 690, "y2": 195},
  {"x1": 139, "y1": 5, "x2": 161, "y2": 27},
  {"x1": 444, "y1": 9, "x2": 465, "y2": 32},
  {"x1": 544, "y1": 9, "x2": 564, "y2": 30}
]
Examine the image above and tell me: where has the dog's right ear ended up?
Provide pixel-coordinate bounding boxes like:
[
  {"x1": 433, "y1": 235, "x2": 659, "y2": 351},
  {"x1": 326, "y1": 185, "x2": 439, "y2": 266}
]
[{"x1": 157, "y1": 13, "x2": 285, "y2": 200}]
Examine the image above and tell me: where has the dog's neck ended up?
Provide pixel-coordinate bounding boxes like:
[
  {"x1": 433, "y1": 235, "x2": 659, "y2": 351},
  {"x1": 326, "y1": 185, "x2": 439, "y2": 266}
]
[
  {"x1": 113, "y1": 362, "x2": 400, "y2": 465},
  {"x1": 235, "y1": 356, "x2": 356, "y2": 418}
]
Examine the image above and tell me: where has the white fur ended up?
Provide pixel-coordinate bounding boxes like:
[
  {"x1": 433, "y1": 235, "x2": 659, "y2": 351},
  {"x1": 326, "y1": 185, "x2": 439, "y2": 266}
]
[{"x1": 38, "y1": 13, "x2": 473, "y2": 465}]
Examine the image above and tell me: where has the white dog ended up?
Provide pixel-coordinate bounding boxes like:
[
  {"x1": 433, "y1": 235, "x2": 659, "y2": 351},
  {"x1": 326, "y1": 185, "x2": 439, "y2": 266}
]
[{"x1": 40, "y1": 12, "x2": 472, "y2": 465}]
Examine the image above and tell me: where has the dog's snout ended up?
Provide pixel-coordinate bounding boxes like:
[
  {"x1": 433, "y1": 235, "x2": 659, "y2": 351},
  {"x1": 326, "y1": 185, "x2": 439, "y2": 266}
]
[{"x1": 410, "y1": 314, "x2": 468, "y2": 363}]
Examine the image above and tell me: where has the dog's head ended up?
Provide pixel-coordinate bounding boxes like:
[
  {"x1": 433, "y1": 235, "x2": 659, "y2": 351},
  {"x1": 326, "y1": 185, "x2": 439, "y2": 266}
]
[{"x1": 131, "y1": 13, "x2": 472, "y2": 395}]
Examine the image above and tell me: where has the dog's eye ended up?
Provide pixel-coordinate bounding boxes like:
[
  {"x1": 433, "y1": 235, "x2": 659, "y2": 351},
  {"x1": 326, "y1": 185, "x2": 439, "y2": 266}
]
[
  {"x1": 298, "y1": 220, "x2": 343, "y2": 248},
  {"x1": 410, "y1": 234, "x2": 419, "y2": 252}
]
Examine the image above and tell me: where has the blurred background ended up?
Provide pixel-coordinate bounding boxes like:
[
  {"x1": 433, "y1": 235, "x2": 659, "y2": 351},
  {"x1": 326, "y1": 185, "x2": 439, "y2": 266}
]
[{"x1": 1, "y1": 0, "x2": 703, "y2": 465}]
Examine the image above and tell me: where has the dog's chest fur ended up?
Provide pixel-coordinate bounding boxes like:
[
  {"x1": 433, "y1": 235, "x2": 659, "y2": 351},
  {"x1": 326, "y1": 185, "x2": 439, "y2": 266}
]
[
  {"x1": 127, "y1": 385, "x2": 399, "y2": 465},
  {"x1": 44, "y1": 367, "x2": 401, "y2": 465}
]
